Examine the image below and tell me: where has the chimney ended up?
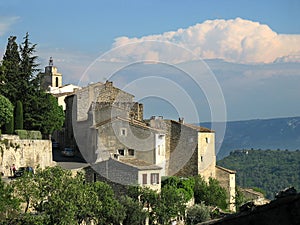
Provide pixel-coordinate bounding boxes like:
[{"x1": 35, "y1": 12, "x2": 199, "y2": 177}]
[{"x1": 179, "y1": 117, "x2": 184, "y2": 124}]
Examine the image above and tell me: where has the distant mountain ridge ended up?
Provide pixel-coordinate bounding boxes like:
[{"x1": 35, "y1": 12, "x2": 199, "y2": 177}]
[{"x1": 201, "y1": 116, "x2": 300, "y2": 159}]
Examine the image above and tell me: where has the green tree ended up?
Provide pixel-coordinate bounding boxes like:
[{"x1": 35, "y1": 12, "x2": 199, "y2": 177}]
[
  {"x1": 0, "y1": 36, "x2": 20, "y2": 103},
  {"x1": 92, "y1": 181, "x2": 125, "y2": 225},
  {"x1": 0, "y1": 94, "x2": 14, "y2": 128},
  {"x1": 4, "y1": 115, "x2": 14, "y2": 134},
  {"x1": 155, "y1": 185, "x2": 187, "y2": 225},
  {"x1": 15, "y1": 100, "x2": 23, "y2": 130},
  {"x1": 186, "y1": 203, "x2": 211, "y2": 225},
  {"x1": 120, "y1": 196, "x2": 147, "y2": 225},
  {"x1": 194, "y1": 176, "x2": 228, "y2": 210},
  {"x1": 0, "y1": 179, "x2": 20, "y2": 222},
  {"x1": 235, "y1": 186, "x2": 247, "y2": 211}
]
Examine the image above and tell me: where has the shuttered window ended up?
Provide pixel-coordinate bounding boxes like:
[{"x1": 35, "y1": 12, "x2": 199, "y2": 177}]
[
  {"x1": 151, "y1": 173, "x2": 159, "y2": 184},
  {"x1": 142, "y1": 174, "x2": 147, "y2": 185}
]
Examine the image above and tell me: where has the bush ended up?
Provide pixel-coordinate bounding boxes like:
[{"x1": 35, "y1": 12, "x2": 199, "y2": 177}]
[
  {"x1": 15, "y1": 130, "x2": 42, "y2": 140},
  {"x1": 186, "y1": 203, "x2": 211, "y2": 225},
  {"x1": 28, "y1": 131, "x2": 42, "y2": 140}
]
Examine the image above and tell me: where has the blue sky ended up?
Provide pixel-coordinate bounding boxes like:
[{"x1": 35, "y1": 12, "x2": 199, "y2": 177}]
[{"x1": 0, "y1": 0, "x2": 300, "y2": 122}]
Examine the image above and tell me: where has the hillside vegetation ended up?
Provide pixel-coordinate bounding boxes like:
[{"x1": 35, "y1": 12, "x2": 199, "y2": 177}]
[
  {"x1": 217, "y1": 149, "x2": 300, "y2": 199},
  {"x1": 202, "y1": 116, "x2": 300, "y2": 159}
]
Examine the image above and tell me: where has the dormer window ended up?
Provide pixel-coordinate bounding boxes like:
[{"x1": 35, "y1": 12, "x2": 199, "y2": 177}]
[
  {"x1": 128, "y1": 149, "x2": 135, "y2": 156},
  {"x1": 120, "y1": 128, "x2": 127, "y2": 136},
  {"x1": 118, "y1": 149, "x2": 125, "y2": 156}
]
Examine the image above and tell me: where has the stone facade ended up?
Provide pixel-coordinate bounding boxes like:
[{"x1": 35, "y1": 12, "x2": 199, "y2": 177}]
[
  {"x1": 63, "y1": 81, "x2": 236, "y2": 210},
  {"x1": 0, "y1": 135, "x2": 55, "y2": 176},
  {"x1": 40, "y1": 57, "x2": 62, "y2": 90},
  {"x1": 216, "y1": 166, "x2": 236, "y2": 211},
  {"x1": 84, "y1": 157, "x2": 162, "y2": 192}
]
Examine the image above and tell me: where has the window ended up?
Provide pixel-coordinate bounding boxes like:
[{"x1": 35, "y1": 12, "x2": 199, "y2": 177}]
[
  {"x1": 151, "y1": 173, "x2": 159, "y2": 184},
  {"x1": 120, "y1": 128, "x2": 127, "y2": 136},
  {"x1": 201, "y1": 156, "x2": 203, "y2": 162},
  {"x1": 128, "y1": 149, "x2": 135, "y2": 156},
  {"x1": 118, "y1": 149, "x2": 125, "y2": 156},
  {"x1": 142, "y1": 174, "x2": 147, "y2": 185},
  {"x1": 205, "y1": 137, "x2": 210, "y2": 143},
  {"x1": 55, "y1": 77, "x2": 59, "y2": 87}
]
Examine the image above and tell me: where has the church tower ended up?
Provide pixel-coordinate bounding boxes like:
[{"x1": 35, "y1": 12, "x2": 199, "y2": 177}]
[{"x1": 40, "y1": 57, "x2": 63, "y2": 90}]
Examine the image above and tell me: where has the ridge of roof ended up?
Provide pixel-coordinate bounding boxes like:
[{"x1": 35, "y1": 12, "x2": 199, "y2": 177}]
[
  {"x1": 168, "y1": 119, "x2": 214, "y2": 132},
  {"x1": 216, "y1": 165, "x2": 236, "y2": 174}
]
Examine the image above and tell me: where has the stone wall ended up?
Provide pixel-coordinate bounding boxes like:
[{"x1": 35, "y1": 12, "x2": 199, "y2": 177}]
[
  {"x1": 0, "y1": 135, "x2": 55, "y2": 176},
  {"x1": 216, "y1": 166, "x2": 236, "y2": 211},
  {"x1": 97, "y1": 119, "x2": 157, "y2": 165}
]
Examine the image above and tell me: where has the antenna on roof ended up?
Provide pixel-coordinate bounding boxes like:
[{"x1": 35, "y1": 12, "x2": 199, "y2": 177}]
[{"x1": 49, "y1": 57, "x2": 53, "y2": 66}]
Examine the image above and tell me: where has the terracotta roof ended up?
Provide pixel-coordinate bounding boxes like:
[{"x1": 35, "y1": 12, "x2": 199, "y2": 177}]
[{"x1": 118, "y1": 158, "x2": 162, "y2": 170}]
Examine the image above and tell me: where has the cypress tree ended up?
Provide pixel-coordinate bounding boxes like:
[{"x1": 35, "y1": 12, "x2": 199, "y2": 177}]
[
  {"x1": 0, "y1": 36, "x2": 21, "y2": 104},
  {"x1": 4, "y1": 116, "x2": 14, "y2": 134},
  {"x1": 15, "y1": 100, "x2": 23, "y2": 130}
]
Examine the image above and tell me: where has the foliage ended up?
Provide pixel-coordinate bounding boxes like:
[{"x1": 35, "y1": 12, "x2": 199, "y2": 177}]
[
  {"x1": 0, "y1": 94, "x2": 13, "y2": 128},
  {"x1": 4, "y1": 116, "x2": 14, "y2": 134},
  {"x1": 11, "y1": 166, "x2": 124, "y2": 225},
  {"x1": 14, "y1": 130, "x2": 42, "y2": 139},
  {"x1": 92, "y1": 181, "x2": 125, "y2": 225},
  {"x1": 162, "y1": 176, "x2": 195, "y2": 201},
  {"x1": 14, "y1": 100, "x2": 23, "y2": 130},
  {"x1": 186, "y1": 203, "x2": 211, "y2": 225},
  {"x1": 0, "y1": 36, "x2": 20, "y2": 103},
  {"x1": 235, "y1": 186, "x2": 248, "y2": 211},
  {"x1": 0, "y1": 33, "x2": 65, "y2": 136},
  {"x1": 0, "y1": 179, "x2": 20, "y2": 222},
  {"x1": 127, "y1": 185, "x2": 187, "y2": 225},
  {"x1": 194, "y1": 176, "x2": 228, "y2": 210},
  {"x1": 120, "y1": 196, "x2": 147, "y2": 225},
  {"x1": 155, "y1": 185, "x2": 187, "y2": 225},
  {"x1": 217, "y1": 149, "x2": 300, "y2": 199}
]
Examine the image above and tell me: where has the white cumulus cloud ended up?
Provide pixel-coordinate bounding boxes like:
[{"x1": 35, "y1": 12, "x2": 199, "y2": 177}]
[{"x1": 110, "y1": 18, "x2": 300, "y2": 64}]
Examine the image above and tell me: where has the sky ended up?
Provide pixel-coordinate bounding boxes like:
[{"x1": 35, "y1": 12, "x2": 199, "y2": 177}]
[{"x1": 0, "y1": 0, "x2": 300, "y2": 122}]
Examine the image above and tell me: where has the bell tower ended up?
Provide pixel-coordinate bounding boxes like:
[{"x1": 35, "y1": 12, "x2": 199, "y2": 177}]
[{"x1": 41, "y1": 57, "x2": 63, "y2": 89}]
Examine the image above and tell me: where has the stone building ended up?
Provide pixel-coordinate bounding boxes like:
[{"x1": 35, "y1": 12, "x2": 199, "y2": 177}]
[
  {"x1": 64, "y1": 81, "x2": 236, "y2": 210},
  {"x1": 40, "y1": 57, "x2": 63, "y2": 90}
]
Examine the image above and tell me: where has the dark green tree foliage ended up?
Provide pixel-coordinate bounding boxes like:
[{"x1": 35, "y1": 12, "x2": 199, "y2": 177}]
[
  {"x1": 0, "y1": 36, "x2": 20, "y2": 103},
  {"x1": 25, "y1": 92, "x2": 64, "y2": 135},
  {"x1": 14, "y1": 100, "x2": 23, "y2": 130},
  {"x1": 12, "y1": 166, "x2": 124, "y2": 225},
  {"x1": 235, "y1": 186, "x2": 248, "y2": 211},
  {"x1": 4, "y1": 115, "x2": 14, "y2": 134},
  {"x1": 156, "y1": 185, "x2": 187, "y2": 225},
  {"x1": 120, "y1": 196, "x2": 147, "y2": 225},
  {"x1": 194, "y1": 176, "x2": 228, "y2": 210},
  {"x1": 162, "y1": 176, "x2": 195, "y2": 201},
  {"x1": 0, "y1": 179, "x2": 20, "y2": 222},
  {"x1": 218, "y1": 149, "x2": 300, "y2": 199},
  {"x1": 0, "y1": 33, "x2": 64, "y2": 135},
  {"x1": 0, "y1": 94, "x2": 13, "y2": 128}
]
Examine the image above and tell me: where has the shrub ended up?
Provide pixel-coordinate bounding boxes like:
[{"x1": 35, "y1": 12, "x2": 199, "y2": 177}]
[
  {"x1": 28, "y1": 131, "x2": 42, "y2": 140},
  {"x1": 15, "y1": 130, "x2": 28, "y2": 139},
  {"x1": 15, "y1": 130, "x2": 42, "y2": 140},
  {"x1": 186, "y1": 203, "x2": 211, "y2": 225}
]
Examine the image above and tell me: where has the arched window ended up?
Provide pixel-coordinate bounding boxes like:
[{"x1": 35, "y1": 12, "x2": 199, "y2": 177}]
[{"x1": 55, "y1": 77, "x2": 59, "y2": 87}]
